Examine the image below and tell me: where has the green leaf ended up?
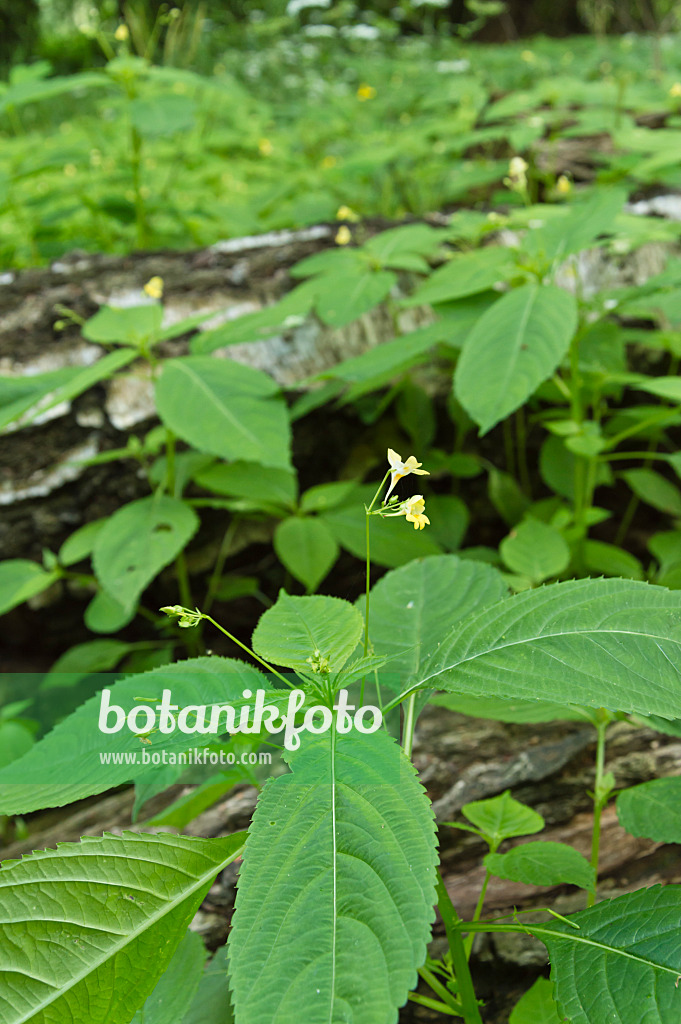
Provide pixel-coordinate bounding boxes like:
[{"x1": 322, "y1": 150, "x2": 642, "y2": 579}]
[
  {"x1": 131, "y1": 930, "x2": 206, "y2": 1024},
  {"x1": 500, "y1": 517, "x2": 570, "y2": 583},
  {"x1": 0, "y1": 657, "x2": 275, "y2": 815},
  {"x1": 402, "y1": 246, "x2": 515, "y2": 307},
  {"x1": 130, "y1": 94, "x2": 197, "y2": 137},
  {"x1": 0, "y1": 721, "x2": 34, "y2": 769},
  {"x1": 46, "y1": 638, "x2": 133, "y2": 680},
  {"x1": 82, "y1": 305, "x2": 163, "y2": 346},
  {"x1": 454, "y1": 284, "x2": 578, "y2": 434},
  {"x1": 622, "y1": 468, "x2": 681, "y2": 518},
  {"x1": 0, "y1": 831, "x2": 242, "y2": 1024},
  {"x1": 522, "y1": 187, "x2": 626, "y2": 264},
  {"x1": 155, "y1": 356, "x2": 291, "y2": 470},
  {"x1": 146, "y1": 772, "x2": 245, "y2": 830},
  {"x1": 540, "y1": 435, "x2": 613, "y2": 502},
  {"x1": 488, "y1": 468, "x2": 530, "y2": 525},
  {"x1": 419, "y1": 578, "x2": 681, "y2": 720},
  {"x1": 0, "y1": 367, "x2": 82, "y2": 432},
  {"x1": 485, "y1": 841, "x2": 595, "y2": 892},
  {"x1": 538, "y1": 886, "x2": 681, "y2": 1024},
  {"x1": 364, "y1": 223, "x2": 445, "y2": 266},
  {"x1": 8, "y1": 349, "x2": 136, "y2": 430},
  {"x1": 84, "y1": 588, "x2": 137, "y2": 634},
  {"x1": 314, "y1": 269, "x2": 397, "y2": 327},
  {"x1": 274, "y1": 517, "x2": 339, "y2": 592},
  {"x1": 252, "y1": 592, "x2": 363, "y2": 674},
  {"x1": 359, "y1": 555, "x2": 507, "y2": 692},
  {"x1": 320, "y1": 321, "x2": 451, "y2": 395},
  {"x1": 0, "y1": 560, "x2": 58, "y2": 615},
  {"x1": 617, "y1": 778, "x2": 681, "y2": 844},
  {"x1": 430, "y1": 692, "x2": 594, "y2": 723},
  {"x1": 93, "y1": 495, "x2": 199, "y2": 613},
  {"x1": 229, "y1": 729, "x2": 437, "y2": 1024},
  {"x1": 459, "y1": 791, "x2": 544, "y2": 845},
  {"x1": 509, "y1": 978, "x2": 563, "y2": 1024},
  {"x1": 321, "y1": 486, "x2": 441, "y2": 568},
  {"x1": 194, "y1": 460, "x2": 297, "y2": 509},
  {"x1": 290, "y1": 247, "x2": 363, "y2": 279},
  {"x1": 299, "y1": 481, "x2": 358, "y2": 513},
  {"x1": 181, "y1": 944, "x2": 234, "y2": 1024},
  {"x1": 583, "y1": 540, "x2": 645, "y2": 580},
  {"x1": 190, "y1": 286, "x2": 315, "y2": 355},
  {"x1": 0, "y1": 69, "x2": 109, "y2": 112},
  {"x1": 423, "y1": 495, "x2": 469, "y2": 551},
  {"x1": 58, "y1": 519, "x2": 107, "y2": 566}
]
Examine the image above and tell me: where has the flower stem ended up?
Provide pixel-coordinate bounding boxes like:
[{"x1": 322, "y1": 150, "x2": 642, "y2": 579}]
[
  {"x1": 364, "y1": 512, "x2": 371, "y2": 659},
  {"x1": 402, "y1": 693, "x2": 417, "y2": 758},
  {"x1": 201, "y1": 614, "x2": 294, "y2": 690},
  {"x1": 587, "y1": 714, "x2": 610, "y2": 908}
]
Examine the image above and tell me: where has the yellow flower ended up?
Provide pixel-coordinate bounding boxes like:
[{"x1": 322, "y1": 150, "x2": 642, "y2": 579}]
[
  {"x1": 335, "y1": 225, "x2": 352, "y2": 246},
  {"x1": 556, "y1": 174, "x2": 571, "y2": 195},
  {"x1": 114, "y1": 24, "x2": 129, "y2": 41},
  {"x1": 336, "y1": 204, "x2": 359, "y2": 222},
  {"x1": 143, "y1": 276, "x2": 164, "y2": 300},
  {"x1": 403, "y1": 494, "x2": 430, "y2": 531},
  {"x1": 258, "y1": 138, "x2": 273, "y2": 156},
  {"x1": 357, "y1": 83, "x2": 376, "y2": 101},
  {"x1": 385, "y1": 448, "x2": 429, "y2": 501},
  {"x1": 321, "y1": 155, "x2": 337, "y2": 169},
  {"x1": 670, "y1": 82, "x2": 681, "y2": 98}
]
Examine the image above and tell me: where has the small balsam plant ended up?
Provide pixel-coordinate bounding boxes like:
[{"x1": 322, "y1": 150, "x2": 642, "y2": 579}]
[{"x1": 1, "y1": 449, "x2": 681, "y2": 1024}]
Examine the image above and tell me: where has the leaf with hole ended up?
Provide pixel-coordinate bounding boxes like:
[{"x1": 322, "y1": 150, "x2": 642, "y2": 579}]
[{"x1": 93, "y1": 495, "x2": 199, "y2": 613}]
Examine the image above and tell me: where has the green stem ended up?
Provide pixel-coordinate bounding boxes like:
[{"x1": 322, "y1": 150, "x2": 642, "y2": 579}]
[
  {"x1": 588, "y1": 715, "x2": 609, "y2": 908},
  {"x1": 613, "y1": 437, "x2": 658, "y2": 548},
  {"x1": 203, "y1": 518, "x2": 239, "y2": 615},
  {"x1": 516, "y1": 408, "x2": 531, "y2": 497},
  {"x1": 463, "y1": 869, "x2": 491, "y2": 960},
  {"x1": 604, "y1": 406, "x2": 681, "y2": 450},
  {"x1": 503, "y1": 417, "x2": 515, "y2": 479},
  {"x1": 175, "y1": 551, "x2": 200, "y2": 656},
  {"x1": 364, "y1": 512, "x2": 371, "y2": 659},
  {"x1": 435, "y1": 871, "x2": 483, "y2": 1024},
  {"x1": 402, "y1": 693, "x2": 417, "y2": 758},
  {"x1": 202, "y1": 614, "x2": 294, "y2": 690},
  {"x1": 165, "y1": 430, "x2": 177, "y2": 498},
  {"x1": 130, "y1": 125, "x2": 147, "y2": 249}
]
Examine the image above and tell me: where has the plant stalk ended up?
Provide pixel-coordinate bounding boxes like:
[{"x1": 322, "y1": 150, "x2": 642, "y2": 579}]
[{"x1": 435, "y1": 871, "x2": 483, "y2": 1024}]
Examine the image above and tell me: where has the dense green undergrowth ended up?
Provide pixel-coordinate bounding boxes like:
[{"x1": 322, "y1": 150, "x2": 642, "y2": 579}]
[{"x1": 4, "y1": 27, "x2": 681, "y2": 265}]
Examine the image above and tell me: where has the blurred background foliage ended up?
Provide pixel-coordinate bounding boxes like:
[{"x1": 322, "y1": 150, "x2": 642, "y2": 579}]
[{"x1": 3, "y1": 0, "x2": 681, "y2": 76}]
